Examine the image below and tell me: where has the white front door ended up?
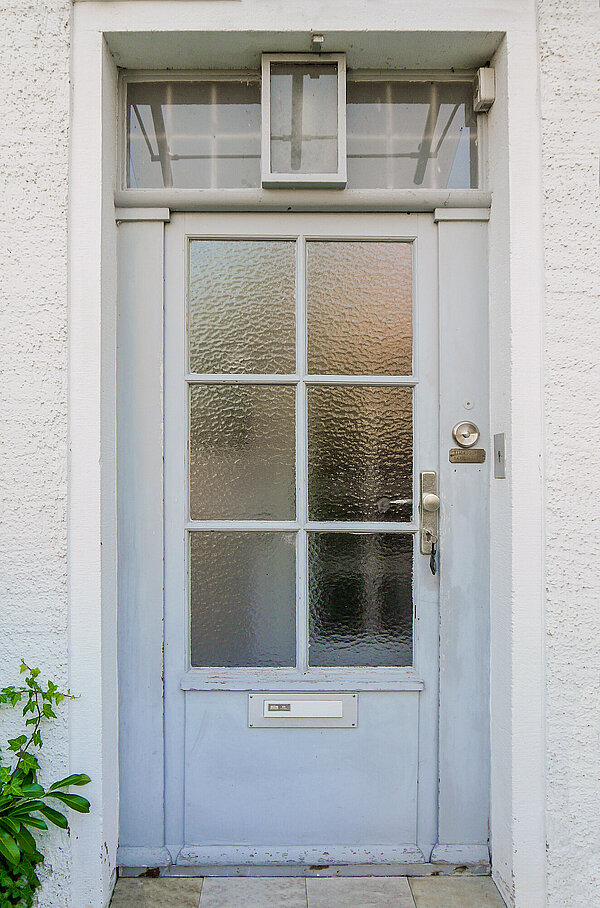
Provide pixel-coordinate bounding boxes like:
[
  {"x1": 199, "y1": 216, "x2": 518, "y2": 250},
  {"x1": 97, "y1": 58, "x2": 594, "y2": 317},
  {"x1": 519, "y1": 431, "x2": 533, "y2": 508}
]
[
  {"x1": 163, "y1": 211, "x2": 438, "y2": 864},
  {"x1": 116, "y1": 208, "x2": 490, "y2": 870}
]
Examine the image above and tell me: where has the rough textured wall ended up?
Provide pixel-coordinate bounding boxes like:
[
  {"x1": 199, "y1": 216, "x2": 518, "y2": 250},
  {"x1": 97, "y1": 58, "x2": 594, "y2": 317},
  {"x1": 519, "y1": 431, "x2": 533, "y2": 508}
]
[
  {"x1": 537, "y1": 1, "x2": 600, "y2": 905},
  {"x1": 0, "y1": 0, "x2": 71, "y2": 904}
]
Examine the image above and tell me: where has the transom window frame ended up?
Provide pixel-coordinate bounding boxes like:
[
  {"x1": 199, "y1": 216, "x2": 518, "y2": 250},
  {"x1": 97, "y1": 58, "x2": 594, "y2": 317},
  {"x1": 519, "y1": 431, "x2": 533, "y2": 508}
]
[
  {"x1": 118, "y1": 67, "x2": 482, "y2": 196},
  {"x1": 261, "y1": 52, "x2": 347, "y2": 189}
]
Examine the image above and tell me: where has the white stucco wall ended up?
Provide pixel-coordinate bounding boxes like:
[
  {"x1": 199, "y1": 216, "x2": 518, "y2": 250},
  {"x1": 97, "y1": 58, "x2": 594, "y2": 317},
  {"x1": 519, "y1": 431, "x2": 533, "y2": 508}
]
[
  {"x1": 1, "y1": 1, "x2": 600, "y2": 906},
  {"x1": 0, "y1": 0, "x2": 72, "y2": 905},
  {"x1": 538, "y1": 1, "x2": 600, "y2": 906}
]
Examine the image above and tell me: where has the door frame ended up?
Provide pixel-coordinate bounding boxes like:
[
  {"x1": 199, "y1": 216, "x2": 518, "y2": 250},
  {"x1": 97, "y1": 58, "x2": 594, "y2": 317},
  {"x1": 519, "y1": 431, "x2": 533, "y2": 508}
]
[
  {"x1": 115, "y1": 206, "x2": 490, "y2": 870},
  {"x1": 69, "y1": 13, "x2": 547, "y2": 905}
]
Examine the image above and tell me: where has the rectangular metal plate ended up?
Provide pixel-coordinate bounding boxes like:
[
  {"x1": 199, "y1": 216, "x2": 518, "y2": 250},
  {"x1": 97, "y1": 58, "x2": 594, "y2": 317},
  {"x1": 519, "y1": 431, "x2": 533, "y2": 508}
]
[
  {"x1": 249, "y1": 692, "x2": 358, "y2": 728},
  {"x1": 449, "y1": 447, "x2": 486, "y2": 464},
  {"x1": 493, "y1": 433, "x2": 506, "y2": 478}
]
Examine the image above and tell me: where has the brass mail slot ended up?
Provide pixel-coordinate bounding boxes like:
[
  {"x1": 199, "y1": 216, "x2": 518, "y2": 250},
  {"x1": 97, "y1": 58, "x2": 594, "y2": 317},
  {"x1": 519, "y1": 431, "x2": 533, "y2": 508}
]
[{"x1": 449, "y1": 447, "x2": 486, "y2": 464}]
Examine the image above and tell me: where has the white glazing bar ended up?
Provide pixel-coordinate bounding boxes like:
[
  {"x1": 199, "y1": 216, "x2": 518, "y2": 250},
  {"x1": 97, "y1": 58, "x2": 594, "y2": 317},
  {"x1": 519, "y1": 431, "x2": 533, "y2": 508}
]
[
  {"x1": 305, "y1": 522, "x2": 417, "y2": 534},
  {"x1": 297, "y1": 235, "x2": 308, "y2": 674},
  {"x1": 186, "y1": 373, "x2": 299, "y2": 384},
  {"x1": 186, "y1": 521, "x2": 300, "y2": 532},
  {"x1": 304, "y1": 374, "x2": 417, "y2": 386},
  {"x1": 186, "y1": 374, "x2": 418, "y2": 385}
]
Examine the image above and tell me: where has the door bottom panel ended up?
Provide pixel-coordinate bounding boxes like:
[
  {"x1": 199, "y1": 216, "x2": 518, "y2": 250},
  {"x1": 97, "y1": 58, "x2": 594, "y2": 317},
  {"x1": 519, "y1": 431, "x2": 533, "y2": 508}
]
[{"x1": 182, "y1": 692, "x2": 419, "y2": 848}]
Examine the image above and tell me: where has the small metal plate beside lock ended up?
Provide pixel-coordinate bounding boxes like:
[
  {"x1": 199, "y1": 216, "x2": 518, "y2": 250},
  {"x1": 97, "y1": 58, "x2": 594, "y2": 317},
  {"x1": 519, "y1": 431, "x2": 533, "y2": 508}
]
[
  {"x1": 449, "y1": 448, "x2": 486, "y2": 464},
  {"x1": 493, "y1": 433, "x2": 506, "y2": 479},
  {"x1": 249, "y1": 693, "x2": 358, "y2": 728}
]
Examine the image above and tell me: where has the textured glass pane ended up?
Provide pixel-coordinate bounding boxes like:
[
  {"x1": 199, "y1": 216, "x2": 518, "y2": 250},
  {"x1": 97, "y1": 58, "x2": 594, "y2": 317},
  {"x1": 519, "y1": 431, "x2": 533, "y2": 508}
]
[
  {"x1": 270, "y1": 64, "x2": 338, "y2": 174},
  {"x1": 189, "y1": 240, "x2": 296, "y2": 374},
  {"x1": 190, "y1": 385, "x2": 295, "y2": 520},
  {"x1": 308, "y1": 386, "x2": 412, "y2": 521},
  {"x1": 307, "y1": 241, "x2": 412, "y2": 375},
  {"x1": 347, "y1": 81, "x2": 477, "y2": 189},
  {"x1": 309, "y1": 533, "x2": 413, "y2": 666},
  {"x1": 127, "y1": 81, "x2": 261, "y2": 189},
  {"x1": 191, "y1": 532, "x2": 296, "y2": 667}
]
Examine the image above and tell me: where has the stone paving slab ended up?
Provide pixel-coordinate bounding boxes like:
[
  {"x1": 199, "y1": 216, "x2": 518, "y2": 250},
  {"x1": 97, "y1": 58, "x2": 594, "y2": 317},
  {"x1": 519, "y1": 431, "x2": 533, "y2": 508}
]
[
  {"x1": 409, "y1": 876, "x2": 505, "y2": 908},
  {"x1": 110, "y1": 878, "x2": 203, "y2": 908},
  {"x1": 198, "y1": 876, "x2": 307, "y2": 907},
  {"x1": 307, "y1": 875, "x2": 416, "y2": 907}
]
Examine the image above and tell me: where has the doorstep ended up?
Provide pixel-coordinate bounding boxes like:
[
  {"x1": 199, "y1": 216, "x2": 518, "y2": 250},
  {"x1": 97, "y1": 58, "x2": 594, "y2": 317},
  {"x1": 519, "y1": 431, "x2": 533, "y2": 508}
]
[{"x1": 110, "y1": 875, "x2": 507, "y2": 907}]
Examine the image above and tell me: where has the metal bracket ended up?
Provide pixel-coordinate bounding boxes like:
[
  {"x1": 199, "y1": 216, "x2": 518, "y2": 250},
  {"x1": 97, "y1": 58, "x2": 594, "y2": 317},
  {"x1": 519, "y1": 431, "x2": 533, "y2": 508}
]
[{"x1": 420, "y1": 471, "x2": 439, "y2": 554}]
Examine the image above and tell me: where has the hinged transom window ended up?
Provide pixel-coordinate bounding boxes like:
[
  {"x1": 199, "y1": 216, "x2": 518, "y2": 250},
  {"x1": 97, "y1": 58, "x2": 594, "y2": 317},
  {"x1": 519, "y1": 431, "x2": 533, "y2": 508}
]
[{"x1": 261, "y1": 53, "x2": 347, "y2": 188}]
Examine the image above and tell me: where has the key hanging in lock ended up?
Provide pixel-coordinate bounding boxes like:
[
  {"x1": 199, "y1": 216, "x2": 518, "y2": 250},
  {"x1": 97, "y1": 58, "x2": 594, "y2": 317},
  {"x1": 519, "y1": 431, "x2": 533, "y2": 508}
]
[{"x1": 429, "y1": 539, "x2": 437, "y2": 576}]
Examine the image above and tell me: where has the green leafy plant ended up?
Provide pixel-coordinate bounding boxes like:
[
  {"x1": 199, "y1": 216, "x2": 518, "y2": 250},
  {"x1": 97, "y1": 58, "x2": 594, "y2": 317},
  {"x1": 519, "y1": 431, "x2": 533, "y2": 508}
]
[{"x1": 0, "y1": 662, "x2": 90, "y2": 907}]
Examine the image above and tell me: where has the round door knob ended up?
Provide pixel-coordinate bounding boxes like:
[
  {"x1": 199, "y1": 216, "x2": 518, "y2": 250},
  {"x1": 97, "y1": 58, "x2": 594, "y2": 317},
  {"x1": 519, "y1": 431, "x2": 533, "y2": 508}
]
[
  {"x1": 422, "y1": 493, "x2": 440, "y2": 512},
  {"x1": 452, "y1": 421, "x2": 480, "y2": 448}
]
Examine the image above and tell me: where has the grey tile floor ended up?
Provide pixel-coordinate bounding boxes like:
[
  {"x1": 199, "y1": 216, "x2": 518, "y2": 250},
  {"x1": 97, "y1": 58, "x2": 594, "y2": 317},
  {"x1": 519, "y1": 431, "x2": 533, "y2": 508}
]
[{"x1": 110, "y1": 875, "x2": 506, "y2": 908}]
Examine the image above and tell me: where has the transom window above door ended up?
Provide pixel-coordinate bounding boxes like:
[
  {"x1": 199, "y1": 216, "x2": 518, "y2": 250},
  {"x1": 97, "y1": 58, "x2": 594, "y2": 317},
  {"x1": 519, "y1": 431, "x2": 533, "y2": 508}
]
[{"x1": 124, "y1": 58, "x2": 479, "y2": 191}]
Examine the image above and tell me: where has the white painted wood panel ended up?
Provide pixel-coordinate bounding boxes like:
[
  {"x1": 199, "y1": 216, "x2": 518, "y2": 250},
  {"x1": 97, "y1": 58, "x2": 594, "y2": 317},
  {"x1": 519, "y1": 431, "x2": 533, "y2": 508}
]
[
  {"x1": 183, "y1": 692, "x2": 421, "y2": 850},
  {"x1": 434, "y1": 218, "x2": 490, "y2": 859},
  {"x1": 117, "y1": 219, "x2": 166, "y2": 851}
]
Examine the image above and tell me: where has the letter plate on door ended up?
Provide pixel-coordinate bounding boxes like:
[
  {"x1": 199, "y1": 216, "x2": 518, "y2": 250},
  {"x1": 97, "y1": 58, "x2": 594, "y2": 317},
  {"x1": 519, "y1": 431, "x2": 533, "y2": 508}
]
[{"x1": 248, "y1": 693, "x2": 358, "y2": 728}]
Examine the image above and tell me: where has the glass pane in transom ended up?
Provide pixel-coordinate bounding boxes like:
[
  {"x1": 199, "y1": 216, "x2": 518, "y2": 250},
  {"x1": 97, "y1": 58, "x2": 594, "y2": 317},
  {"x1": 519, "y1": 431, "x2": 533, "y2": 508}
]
[
  {"x1": 127, "y1": 80, "x2": 261, "y2": 189},
  {"x1": 270, "y1": 64, "x2": 339, "y2": 175},
  {"x1": 346, "y1": 80, "x2": 477, "y2": 189}
]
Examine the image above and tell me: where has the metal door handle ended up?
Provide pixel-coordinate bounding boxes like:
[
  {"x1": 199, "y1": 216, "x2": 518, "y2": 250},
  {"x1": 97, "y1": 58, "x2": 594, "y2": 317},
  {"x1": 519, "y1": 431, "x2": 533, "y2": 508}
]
[
  {"x1": 422, "y1": 493, "x2": 440, "y2": 512},
  {"x1": 420, "y1": 472, "x2": 439, "y2": 554}
]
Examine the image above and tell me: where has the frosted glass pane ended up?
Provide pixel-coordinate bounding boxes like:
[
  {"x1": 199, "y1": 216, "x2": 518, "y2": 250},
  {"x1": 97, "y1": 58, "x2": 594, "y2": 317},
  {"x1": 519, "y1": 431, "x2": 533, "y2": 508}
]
[
  {"x1": 309, "y1": 533, "x2": 413, "y2": 667},
  {"x1": 346, "y1": 81, "x2": 477, "y2": 189},
  {"x1": 190, "y1": 385, "x2": 295, "y2": 520},
  {"x1": 189, "y1": 240, "x2": 296, "y2": 374},
  {"x1": 270, "y1": 64, "x2": 338, "y2": 174},
  {"x1": 307, "y1": 241, "x2": 412, "y2": 375},
  {"x1": 127, "y1": 81, "x2": 261, "y2": 189},
  {"x1": 191, "y1": 532, "x2": 296, "y2": 667},
  {"x1": 308, "y1": 386, "x2": 412, "y2": 521}
]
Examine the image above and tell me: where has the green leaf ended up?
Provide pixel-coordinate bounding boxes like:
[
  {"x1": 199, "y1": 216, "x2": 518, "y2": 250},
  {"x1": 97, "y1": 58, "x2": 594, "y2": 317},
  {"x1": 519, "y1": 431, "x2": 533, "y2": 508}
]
[
  {"x1": 9, "y1": 800, "x2": 46, "y2": 816},
  {"x1": 13, "y1": 825, "x2": 37, "y2": 856},
  {"x1": 0, "y1": 817, "x2": 19, "y2": 835},
  {"x1": 18, "y1": 784, "x2": 44, "y2": 797},
  {"x1": 7, "y1": 736, "x2": 27, "y2": 752},
  {"x1": 20, "y1": 815, "x2": 47, "y2": 830},
  {"x1": 47, "y1": 792, "x2": 90, "y2": 813},
  {"x1": 38, "y1": 804, "x2": 68, "y2": 828},
  {"x1": 0, "y1": 830, "x2": 20, "y2": 864},
  {"x1": 48, "y1": 774, "x2": 91, "y2": 791}
]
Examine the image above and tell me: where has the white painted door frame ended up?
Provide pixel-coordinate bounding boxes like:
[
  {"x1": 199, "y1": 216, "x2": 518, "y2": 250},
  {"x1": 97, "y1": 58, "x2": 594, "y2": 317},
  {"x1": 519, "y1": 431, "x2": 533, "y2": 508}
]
[
  {"x1": 115, "y1": 207, "x2": 490, "y2": 871},
  {"x1": 68, "y1": 7, "x2": 547, "y2": 905}
]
